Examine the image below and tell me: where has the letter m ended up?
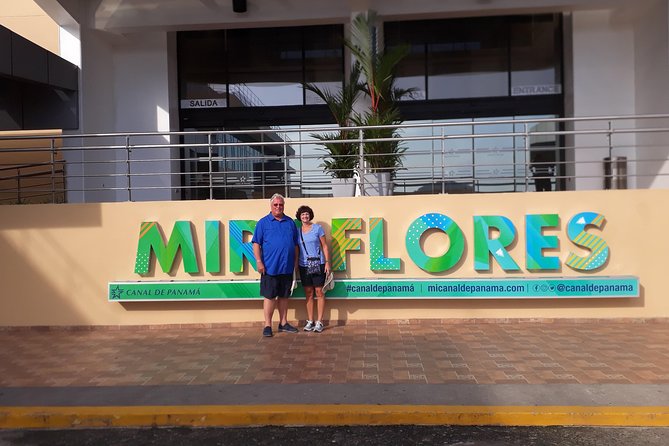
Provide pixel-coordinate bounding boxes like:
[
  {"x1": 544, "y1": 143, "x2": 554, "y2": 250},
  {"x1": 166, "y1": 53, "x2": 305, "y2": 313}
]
[{"x1": 134, "y1": 221, "x2": 198, "y2": 274}]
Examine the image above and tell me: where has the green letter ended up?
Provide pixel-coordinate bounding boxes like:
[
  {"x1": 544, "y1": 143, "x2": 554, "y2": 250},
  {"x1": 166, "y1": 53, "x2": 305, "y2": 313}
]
[
  {"x1": 565, "y1": 212, "x2": 609, "y2": 271},
  {"x1": 369, "y1": 217, "x2": 400, "y2": 271},
  {"x1": 473, "y1": 216, "x2": 520, "y2": 271},
  {"x1": 134, "y1": 221, "x2": 198, "y2": 275},
  {"x1": 205, "y1": 220, "x2": 221, "y2": 273},
  {"x1": 331, "y1": 218, "x2": 362, "y2": 271},
  {"x1": 229, "y1": 220, "x2": 257, "y2": 273},
  {"x1": 405, "y1": 213, "x2": 464, "y2": 272},
  {"x1": 525, "y1": 214, "x2": 560, "y2": 270}
]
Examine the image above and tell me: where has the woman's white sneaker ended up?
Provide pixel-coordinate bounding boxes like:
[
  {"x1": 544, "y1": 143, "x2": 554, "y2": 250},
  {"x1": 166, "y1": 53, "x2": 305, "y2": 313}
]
[
  {"x1": 314, "y1": 321, "x2": 324, "y2": 333},
  {"x1": 304, "y1": 320, "x2": 315, "y2": 332}
]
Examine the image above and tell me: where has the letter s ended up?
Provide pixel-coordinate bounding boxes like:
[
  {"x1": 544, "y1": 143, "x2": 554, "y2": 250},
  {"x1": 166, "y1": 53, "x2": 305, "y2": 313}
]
[{"x1": 565, "y1": 212, "x2": 609, "y2": 271}]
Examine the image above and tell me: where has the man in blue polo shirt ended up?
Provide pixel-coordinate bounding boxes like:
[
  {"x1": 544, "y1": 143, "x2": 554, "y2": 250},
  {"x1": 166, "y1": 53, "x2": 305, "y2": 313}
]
[{"x1": 252, "y1": 193, "x2": 300, "y2": 337}]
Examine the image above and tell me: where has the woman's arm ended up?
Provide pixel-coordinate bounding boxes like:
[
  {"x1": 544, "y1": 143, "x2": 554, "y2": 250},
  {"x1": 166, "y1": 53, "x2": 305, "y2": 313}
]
[{"x1": 319, "y1": 234, "x2": 331, "y2": 274}]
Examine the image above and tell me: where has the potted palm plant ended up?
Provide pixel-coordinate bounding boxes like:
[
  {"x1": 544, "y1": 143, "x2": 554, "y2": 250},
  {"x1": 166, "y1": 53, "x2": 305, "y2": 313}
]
[
  {"x1": 305, "y1": 11, "x2": 412, "y2": 196},
  {"x1": 347, "y1": 11, "x2": 412, "y2": 196},
  {"x1": 305, "y1": 65, "x2": 364, "y2": 197},
  {"x1": 353, "y1": 108, "x2": 405, "y2": 195}
]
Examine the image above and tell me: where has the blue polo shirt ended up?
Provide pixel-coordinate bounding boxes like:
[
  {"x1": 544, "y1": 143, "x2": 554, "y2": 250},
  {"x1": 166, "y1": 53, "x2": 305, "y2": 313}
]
[{"x1": 251, "y1": 213, "x2": 299, "y2": 275}]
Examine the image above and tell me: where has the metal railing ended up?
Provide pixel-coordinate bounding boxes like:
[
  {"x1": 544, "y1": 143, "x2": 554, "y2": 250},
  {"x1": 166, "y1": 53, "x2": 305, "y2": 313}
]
[{"x1": 1, "y1": 114, "x2": 668, "y2": 204}]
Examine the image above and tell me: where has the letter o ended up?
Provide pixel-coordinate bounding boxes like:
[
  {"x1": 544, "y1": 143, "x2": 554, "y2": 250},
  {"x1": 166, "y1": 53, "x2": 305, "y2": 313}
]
[{"x1": 405, "y1": 213, "x2": 465, "y2": 272}]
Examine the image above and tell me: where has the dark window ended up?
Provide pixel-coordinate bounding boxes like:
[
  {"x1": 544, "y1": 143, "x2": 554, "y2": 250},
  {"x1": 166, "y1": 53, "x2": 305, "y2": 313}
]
[
  {"x1": 510, "y1": 15, "x2": 562, "y2": 96},
  {"x1": 177, "y1": 31, "x2": 227, "y2": 105},
  {"x1": 393, "y1": 43, "x2": 427, "y2": 100},
  {"x1": 304, "y1": 28, "x2": 344, "y2": 105},
  {"x1": 385, "y1": 14, "x2": 562, "y2": 101},
  {"x1": 0, "y1": 26, "x2": 11, "y2": 76},
  {"x1": 228, "y1": 28, "x2": 303, "y2": 106},
  {"x1": 177, "y1": 25, "x2": 344, "y2": 109},
  {"x1": 428, "y1": 18, "x2": 509, "y2": 99}
]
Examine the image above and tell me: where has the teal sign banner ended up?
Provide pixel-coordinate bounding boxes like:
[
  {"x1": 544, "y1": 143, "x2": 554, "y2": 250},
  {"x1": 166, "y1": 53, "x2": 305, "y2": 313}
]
[{"x1": 109, "y1": 276, "x2": 639, "y2": 302}]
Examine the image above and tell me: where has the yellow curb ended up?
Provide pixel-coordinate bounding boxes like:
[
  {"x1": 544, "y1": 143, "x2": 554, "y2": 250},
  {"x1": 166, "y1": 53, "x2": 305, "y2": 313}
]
[{"x1": 2, "y1": 405, "x2": 669, "y2": 429}]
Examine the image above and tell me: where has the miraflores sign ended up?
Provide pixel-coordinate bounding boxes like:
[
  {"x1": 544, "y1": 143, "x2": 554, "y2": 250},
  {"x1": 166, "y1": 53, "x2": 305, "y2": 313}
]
[
  {"x1": 133, "y1": 212, "x2": 610, "y2": 274},
  {"x1": 108, "y1": 211, "x2": 639, "y2": 301}
]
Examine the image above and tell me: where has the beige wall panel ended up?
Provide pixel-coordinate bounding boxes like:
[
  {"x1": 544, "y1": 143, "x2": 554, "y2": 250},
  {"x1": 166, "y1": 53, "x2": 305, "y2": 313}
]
[
  {"x1": 0, "y1": 190, "x2": 664, "y2": 326},
  {"x1": 0, "y1": 16, "x2": 59, "y2": 54}
]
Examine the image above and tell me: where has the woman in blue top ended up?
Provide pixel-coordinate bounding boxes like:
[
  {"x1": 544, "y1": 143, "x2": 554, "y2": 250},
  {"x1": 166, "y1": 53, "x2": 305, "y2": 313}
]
[{"x1": 295, "y1": 205, "x2": 331, "y2": 333}]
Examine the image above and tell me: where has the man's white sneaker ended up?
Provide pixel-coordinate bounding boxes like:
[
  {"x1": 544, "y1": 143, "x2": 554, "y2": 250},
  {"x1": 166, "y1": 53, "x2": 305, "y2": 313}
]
[{"x1": 314, "y1": 321, "x2": 324, "y2": 333}]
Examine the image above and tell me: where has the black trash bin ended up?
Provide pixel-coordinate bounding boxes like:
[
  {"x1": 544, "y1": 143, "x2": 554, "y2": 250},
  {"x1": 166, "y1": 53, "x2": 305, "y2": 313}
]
[{"x1": 604, "y1": 156, "x2": 627, "y2": 189}]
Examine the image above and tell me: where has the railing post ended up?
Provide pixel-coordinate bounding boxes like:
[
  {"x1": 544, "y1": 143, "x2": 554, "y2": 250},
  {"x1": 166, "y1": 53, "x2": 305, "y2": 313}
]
[
  {"x1": 358, "y1": 128, "x2": 364, "y2": 196},
  {"x1": 298, "y1": 129, "x2": 303, "y2": 197},
  {"x1": 125, "y1": 135, "x2": 132, "y2": 201},
  {"x1": 283, "y1": 135, "x2": 288, "y2": 198},
  {"x1": 208, "y1": 133, "x2": 213, "y2": 200},
  {"x1": 441, "y1": 126, "x2": 445, "y2": 194},
  {"x1": 218, "y1": 133, "x2": 230, "y2": 199},
  {"x1": 222, "y1": 133, "x2": 228, "y2": 199},
  {"x1": 471, "y1": 127, "x2": 476, "y2": 192},
  {"x1": 603, "y1": 120, "x2": 629, "y2": 190},
  {"x1": 524, "y1": 123, "x2": 530, "y2": 192},
  {"x1": 607, "y1": 120, "x2": 613, "y2": 159},
  {"x1": 16, "y1": 168, "x2": 21, "y2": 204},
  {"x1": 261, "y1": 134, "x2": 265, "y2": 198},
  {"x1": 50, "y1": 138, "x2": 56, "y2": 203}
]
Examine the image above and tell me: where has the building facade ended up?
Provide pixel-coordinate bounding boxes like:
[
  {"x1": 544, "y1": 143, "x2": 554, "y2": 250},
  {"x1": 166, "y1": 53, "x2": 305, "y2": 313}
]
[
  {"x1": 27, "y1": 0, "x2": 669, "y2": 201},
  {"x1": 1, "y1": 1, "x2": 668, "y2": 326}
]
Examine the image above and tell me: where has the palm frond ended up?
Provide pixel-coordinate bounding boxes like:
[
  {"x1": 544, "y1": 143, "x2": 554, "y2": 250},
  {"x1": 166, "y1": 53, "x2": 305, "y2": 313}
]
[
  {"x1": 304, "y1": 63, "x2": 363, "y2": 127},
  {"x1": 310, "y1": 132, "x2": 359, "y2": 178},
  {"x1": 353, "y1": 108, "x2": 405, "y2": 177},
  {"x1": 305, "y1": 10, "x2": 411, "y2": 178}
]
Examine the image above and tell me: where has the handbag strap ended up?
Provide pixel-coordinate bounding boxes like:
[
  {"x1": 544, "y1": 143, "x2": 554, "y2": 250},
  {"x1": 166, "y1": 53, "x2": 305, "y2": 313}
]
[{"x1": 300, "y1": 227, "x2": 320, "y2": 258}]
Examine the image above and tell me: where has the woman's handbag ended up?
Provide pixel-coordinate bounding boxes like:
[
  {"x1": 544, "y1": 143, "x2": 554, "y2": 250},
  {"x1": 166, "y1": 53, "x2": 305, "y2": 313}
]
[
  {"x1": 305, "y1": 257, "x2": 321, "y2": 275},
  {"x1": 300, "y1": 230, "x2": 322, "y2": 275}
]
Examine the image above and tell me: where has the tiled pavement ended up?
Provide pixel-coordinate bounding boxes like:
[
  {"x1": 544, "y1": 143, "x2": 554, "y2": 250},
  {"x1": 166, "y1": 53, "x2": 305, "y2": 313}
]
[
  {"x1": 2, "y1": 320, "x2": 669, "y2": 428},
  {"x1": 1, "y1": 320, "x2": 669, "y2": 388}
]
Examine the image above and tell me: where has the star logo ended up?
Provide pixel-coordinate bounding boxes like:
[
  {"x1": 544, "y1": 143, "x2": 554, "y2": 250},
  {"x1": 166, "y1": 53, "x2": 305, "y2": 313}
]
[{"x1": 109, "y1": 285, "x2": 125, "y2": 300}]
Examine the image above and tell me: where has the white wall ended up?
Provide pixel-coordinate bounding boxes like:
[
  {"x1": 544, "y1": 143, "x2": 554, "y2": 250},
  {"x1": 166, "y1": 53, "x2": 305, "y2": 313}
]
[
  {"x1": 633, "y1": 0, "x2": 669, "y2": 188},
  {"x1": 113, "y1": 31, "x2": 178, "y2": 201},
  {"x1": 69, "y1": 24, "x2": 178, "y2": 202},
  {"x1": 58, "y1": 24, "x2": 80, "y2": 67},
  {"x1": 569, "y1": 9, "x2": 637, "y2": 191},
  {"x1": 66, "y1": 25, "x2": 119, "y2": 203}
]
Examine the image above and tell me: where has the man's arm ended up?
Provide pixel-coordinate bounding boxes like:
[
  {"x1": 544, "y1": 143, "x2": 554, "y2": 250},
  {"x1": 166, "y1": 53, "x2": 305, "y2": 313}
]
[{"x1": 253, "y1": 242, "x2": 265, "y2": 275}]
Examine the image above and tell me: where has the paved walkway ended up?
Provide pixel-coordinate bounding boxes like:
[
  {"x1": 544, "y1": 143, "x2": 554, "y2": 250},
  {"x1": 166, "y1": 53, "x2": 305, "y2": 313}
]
[{"x1": 1, "y1": 320, "x2": 669, "y2": 428}]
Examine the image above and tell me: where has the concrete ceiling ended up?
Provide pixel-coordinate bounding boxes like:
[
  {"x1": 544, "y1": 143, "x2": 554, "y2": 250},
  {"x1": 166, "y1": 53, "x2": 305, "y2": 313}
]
[{"x1": 37, "y1": 0, "x2": 637, "y2": 34}]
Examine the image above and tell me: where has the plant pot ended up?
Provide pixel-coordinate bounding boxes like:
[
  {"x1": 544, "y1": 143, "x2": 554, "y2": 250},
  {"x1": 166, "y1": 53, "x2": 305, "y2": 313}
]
[
  {"x1": 361, "y1": 172, "x2": 393, "y2": 196},
  {"x1": 331, "y1": 177, "x2": 356, "y2": 197}
]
